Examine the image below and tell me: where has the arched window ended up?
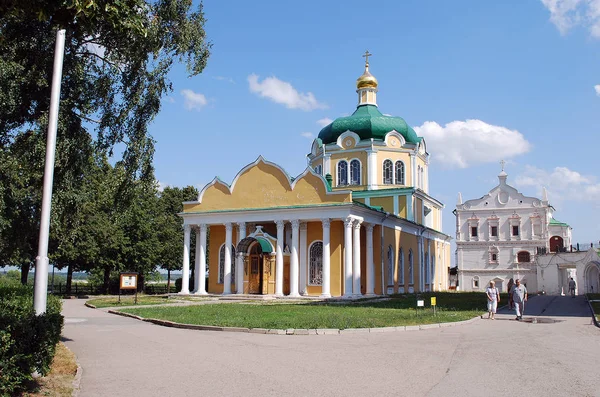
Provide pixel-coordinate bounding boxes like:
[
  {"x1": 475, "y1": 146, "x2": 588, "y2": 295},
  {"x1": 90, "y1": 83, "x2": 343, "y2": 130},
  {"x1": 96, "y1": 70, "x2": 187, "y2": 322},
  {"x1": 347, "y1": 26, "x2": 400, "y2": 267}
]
[
  {"x1": 420, "y1": 167, "x2": 425, "y2": 189},
  {"x1": 395, "y1": 161, "x2": 405, "y2": 185},
  {"x1": 350, "y1": 159, "x2": 361, "y2": 185},
  {"x1": 472, "y1": 276, "x2": 480, "y2": 289},
  {"x1": 387, "y1": 245, "x2": 394, "y2": 286},
  {"x1": 517, "y1": 251, "x2": 531, "y2": 263},
  {"x1": 218, "y1": 244, "x2": 236, "y2": 284},
  {"x1": 314, "y1": 164, "x2": 322, "y2": 175},
  {"x1": 337, "y1": 161, "x2": 348, "y2": 186},
  {"x1": 308, "y1": 241, "x2": 323, "y2": 285},
  {"x1": 431, "y1": 254, "x2": 435, "y2": 284},
  {"x1": 408, "y1": 249, "x2": 414, "y2": 284},
  {"x1": 383, "y1": 160, "x2": 393, "y2": 184},
  {"x1": 399, "y1": 248, "x2": 404, "y2": 284}
]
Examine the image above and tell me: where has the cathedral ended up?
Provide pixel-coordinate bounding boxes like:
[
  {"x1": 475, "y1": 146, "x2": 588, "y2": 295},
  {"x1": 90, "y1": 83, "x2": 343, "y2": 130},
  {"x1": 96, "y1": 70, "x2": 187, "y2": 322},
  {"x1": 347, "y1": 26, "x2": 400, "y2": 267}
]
[{"x1": 179, "y1": 54, "x2": 452, "y2": 297}]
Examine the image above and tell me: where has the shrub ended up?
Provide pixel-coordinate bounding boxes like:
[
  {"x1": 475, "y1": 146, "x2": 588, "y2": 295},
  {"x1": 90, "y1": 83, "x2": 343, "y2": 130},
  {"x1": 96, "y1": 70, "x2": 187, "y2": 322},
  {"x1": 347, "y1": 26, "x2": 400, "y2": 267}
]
[{"x1": 0, "y1": 279, "x2": 64, "y2": 396}]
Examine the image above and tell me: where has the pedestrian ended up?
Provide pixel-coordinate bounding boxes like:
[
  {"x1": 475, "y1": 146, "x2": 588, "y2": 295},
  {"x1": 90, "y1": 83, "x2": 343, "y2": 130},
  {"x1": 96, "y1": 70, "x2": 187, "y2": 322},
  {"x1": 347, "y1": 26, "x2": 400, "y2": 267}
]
[
  {"x1": 568, "y1": 278, "x2": 576, "y2": 297},
  {"x1": 507, "y1": 278, "x2": 514, "y2": 309},
  {"x1": 510, "y1": 279, "x2": 527, "y2": 321},
  {"x1": 486, "y1": 281, "x2": 500, "y2": 319}
]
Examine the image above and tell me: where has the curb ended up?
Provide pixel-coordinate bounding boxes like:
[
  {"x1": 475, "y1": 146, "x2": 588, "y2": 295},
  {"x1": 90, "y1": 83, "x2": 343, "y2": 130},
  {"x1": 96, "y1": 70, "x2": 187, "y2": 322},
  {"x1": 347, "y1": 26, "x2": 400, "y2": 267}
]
[
  {"x1": 106, "y1": 309, "x2": 482, "y2": 336},
  {"x1": 584, "y1": 296, "x2": 600, "y2": 329},
  {"x1": 84, "y1": 302, "x2": 96, "y2": 309},
  {"x1": 62, "y1": 343, "x2": 82, "y2": 397}
]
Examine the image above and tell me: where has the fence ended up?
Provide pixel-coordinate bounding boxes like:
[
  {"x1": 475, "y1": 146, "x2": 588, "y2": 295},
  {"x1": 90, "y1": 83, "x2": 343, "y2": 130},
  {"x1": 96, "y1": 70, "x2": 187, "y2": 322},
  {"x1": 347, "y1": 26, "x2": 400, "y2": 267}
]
[{"x1": 51, "y1": 283, "x2": 178, "y2": 296}]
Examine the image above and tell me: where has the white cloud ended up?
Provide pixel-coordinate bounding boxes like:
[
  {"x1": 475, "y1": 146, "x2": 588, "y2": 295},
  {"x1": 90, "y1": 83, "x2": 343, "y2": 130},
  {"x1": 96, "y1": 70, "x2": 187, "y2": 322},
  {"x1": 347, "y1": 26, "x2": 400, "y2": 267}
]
[
  {"x1": 214, "y1": 76, "x2": 235, "y2": 84},
  {"x1": 515, "y1": 165, "x2": 600, "y2": 205},
  {"x1": 181, "y1": 89, "x2": 208, "y2": 111},
  {"x1": 540, "y1": 0, "x2": 600, "y2": 38},
  {"x1": 247, "y1": 74, "x2": 327, "y2": 111},
  {"x1": 300, "y1": 132, "x2": 314, "y2": 139},
  {"x1": 414, "y1": 119, "x2": 531, "y2": 168},
  {"x1": 595, "y1": 84, "x2": 600, "y2": 95},
  {"x1": 156, "y1": 181, "x2": 169, "y2": 192},
  {"x1": 316, "y1": 118, "x2": 333, "y2": 127}
]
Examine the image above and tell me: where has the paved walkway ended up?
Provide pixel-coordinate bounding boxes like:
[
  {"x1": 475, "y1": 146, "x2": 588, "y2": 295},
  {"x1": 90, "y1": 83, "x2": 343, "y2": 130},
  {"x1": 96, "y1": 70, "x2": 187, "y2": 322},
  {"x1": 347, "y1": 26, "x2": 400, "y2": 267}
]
[{"x1": 62, "y1": 295, "x2": 599, "y2": 397}]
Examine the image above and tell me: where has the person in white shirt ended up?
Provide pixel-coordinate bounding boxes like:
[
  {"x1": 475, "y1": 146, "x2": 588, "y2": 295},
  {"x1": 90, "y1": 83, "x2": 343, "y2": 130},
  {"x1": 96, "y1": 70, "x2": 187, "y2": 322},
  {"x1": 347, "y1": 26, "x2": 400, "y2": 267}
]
[
  {"x1": 510, "y1": 279, "x2": 528, "y2": 321},
  {"x1": 485, "y1": 281, "x2": 500, "y2": 320},
  {"x1": 568, "y1": 278, "x2": 576, "y2": 297}
]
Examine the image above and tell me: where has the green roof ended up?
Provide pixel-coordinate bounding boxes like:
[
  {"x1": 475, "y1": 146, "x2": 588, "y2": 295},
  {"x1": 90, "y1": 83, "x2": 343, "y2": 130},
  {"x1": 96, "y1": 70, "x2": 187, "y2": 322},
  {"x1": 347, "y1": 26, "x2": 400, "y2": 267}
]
[
  {"x1": 549, "y1": 218, "x2": 569, "y2": 227},
  {"x1": 317, "y1": 105, "x2": 420, "y2": 145}
]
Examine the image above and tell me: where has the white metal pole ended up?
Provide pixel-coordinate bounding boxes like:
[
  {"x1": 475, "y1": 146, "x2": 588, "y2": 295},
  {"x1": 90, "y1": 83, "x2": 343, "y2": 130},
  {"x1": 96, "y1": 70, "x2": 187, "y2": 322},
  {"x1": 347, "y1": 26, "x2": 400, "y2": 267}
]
[{"x1": 34, "y1": 29, "x2": 66, "y2": 315}]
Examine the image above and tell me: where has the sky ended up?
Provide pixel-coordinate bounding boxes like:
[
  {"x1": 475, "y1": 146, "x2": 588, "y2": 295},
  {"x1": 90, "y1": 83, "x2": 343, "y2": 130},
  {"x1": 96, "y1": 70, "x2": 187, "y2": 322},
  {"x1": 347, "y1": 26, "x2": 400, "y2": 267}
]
[{"x1": 150, "y1": 0, "x2": 600, "y2": 261}]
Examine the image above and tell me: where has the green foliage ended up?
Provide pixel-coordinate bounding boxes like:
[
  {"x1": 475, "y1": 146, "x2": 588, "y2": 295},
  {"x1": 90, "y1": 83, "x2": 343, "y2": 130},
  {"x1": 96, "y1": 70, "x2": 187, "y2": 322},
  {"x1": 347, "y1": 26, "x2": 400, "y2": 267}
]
[{"x1": 0, "y1": 279, "x2": 64, "y2": 395}]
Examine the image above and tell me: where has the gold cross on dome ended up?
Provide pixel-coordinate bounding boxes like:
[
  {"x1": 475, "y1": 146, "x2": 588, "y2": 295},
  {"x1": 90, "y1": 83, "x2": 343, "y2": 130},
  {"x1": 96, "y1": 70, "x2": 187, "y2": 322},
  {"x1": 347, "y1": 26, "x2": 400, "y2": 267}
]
[
  {"x1": 362, "y1": 50, "x2": 372, "y2": 66},
  {"x1": 500, "y1": 159, "x2": 506, "y2": 172}
]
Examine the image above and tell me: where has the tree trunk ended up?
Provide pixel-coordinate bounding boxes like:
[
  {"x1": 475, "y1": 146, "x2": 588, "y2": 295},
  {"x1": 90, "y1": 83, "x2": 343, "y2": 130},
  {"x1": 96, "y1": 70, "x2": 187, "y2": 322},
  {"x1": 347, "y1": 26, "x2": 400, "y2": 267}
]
[
  {"x1": 166, "y1": 269, "x2": 171, "y2": 294},
  {"x1": 66, "y1": 264, "x2": 73, "y2": 295},
  {"x1": 138, "y1": 273, "x2": 145, "y2": 293},
  {"x1": 21, "y1": 263, "x2": 30, "y2": 285},
  {"x1": 103, "y1": 267, "x2": 110, "y2": 294}
]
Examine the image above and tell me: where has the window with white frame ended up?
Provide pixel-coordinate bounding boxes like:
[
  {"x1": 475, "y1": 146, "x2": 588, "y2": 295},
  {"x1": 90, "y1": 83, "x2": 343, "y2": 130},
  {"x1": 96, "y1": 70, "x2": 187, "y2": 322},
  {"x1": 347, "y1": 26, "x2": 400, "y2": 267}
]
[
  {"x1": 468, "y1": 215, "x2": 479, "y2": 241},
  {"x1": 308, "y1": 241, "x2": 323, "y2": 285},
  {"x1": 218, "y1": 244, "x2": 236, "y2": 284},
  {"x1": 408, "y1": 249, "x2": 414, "y2": 284},
  {"x1": 337, "y1": 160, "x2": 348, "y2": 186},
  {"x1": 398, "y1": 248, "x2": 404, "y2": 284},
  {"x1": 488, "y1": 215, "x2": 499, "y2": 241},
  {"x1": 350, "y1": 159, "x2": 361, "y2": 185},
  {"x1": 383, "y1": 160, "x2": 393, "y2": 184},
  {"x1": 387, "y1": 245, "x2": 394, "y2": 286},
  {"x1": 509, "y1": 214, "x2": 521, "y2": 240},
  {"x1": 395, "y1": 161, "x2": 405, "y2": 185},
  {"x1": 472, "y1": 276, "x2": 480, "y2": 289},
  {"x1": 489, "y1": 246, "x2": 499, "y2": 264},
  {"x1": 431, "y1": 254, "x2": 435, "y2": 284}
]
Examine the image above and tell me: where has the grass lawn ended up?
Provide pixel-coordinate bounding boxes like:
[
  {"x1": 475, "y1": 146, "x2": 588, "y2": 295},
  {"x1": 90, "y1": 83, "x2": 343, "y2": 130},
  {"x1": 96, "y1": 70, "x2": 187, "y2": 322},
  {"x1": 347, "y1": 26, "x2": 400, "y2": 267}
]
[
  {"x1": 22, "y1": 343, "x2": 78, "y2": 397},
  {"x1": 120, "y1": 292, "x2": 488, "y2": 329},
  {"x1": 87, "y1": 295, "x2": 174, "y2": 308},
  {"x1": 587, "y1": 294, "x2": 600, "y2": 321}
]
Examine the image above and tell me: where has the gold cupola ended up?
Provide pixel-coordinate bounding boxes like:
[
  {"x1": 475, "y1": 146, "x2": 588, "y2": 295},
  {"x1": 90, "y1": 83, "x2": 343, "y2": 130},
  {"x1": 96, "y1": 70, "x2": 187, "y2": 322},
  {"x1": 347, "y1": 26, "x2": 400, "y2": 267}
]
[{"x1": 356, "y1": 50, "x2": 378, "y2": 106}]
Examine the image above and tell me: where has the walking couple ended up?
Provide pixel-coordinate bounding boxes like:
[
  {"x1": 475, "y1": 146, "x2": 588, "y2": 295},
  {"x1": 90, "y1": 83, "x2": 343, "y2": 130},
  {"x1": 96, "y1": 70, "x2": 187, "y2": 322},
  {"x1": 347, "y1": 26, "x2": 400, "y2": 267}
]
[{"x1": 486, "y1": 278, "x2": 528, "y2": 320}]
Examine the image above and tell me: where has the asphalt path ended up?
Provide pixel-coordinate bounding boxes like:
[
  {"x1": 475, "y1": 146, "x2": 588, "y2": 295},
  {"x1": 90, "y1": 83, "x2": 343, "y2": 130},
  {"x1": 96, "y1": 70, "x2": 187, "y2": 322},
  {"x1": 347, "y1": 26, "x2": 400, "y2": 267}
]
[{"x1": 62, "y1": 295, "x2": 599, "y2": 397}]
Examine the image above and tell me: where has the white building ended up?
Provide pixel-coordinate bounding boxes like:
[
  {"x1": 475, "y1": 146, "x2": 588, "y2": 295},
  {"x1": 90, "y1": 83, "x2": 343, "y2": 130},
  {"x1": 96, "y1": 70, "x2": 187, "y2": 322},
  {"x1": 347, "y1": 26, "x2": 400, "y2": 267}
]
[
  {"x1": 454, "y1": 168, "x2": 571, "y2": 293},
  {"x1": 536, "y1": 248, "x2": 600, "y2": 295}
]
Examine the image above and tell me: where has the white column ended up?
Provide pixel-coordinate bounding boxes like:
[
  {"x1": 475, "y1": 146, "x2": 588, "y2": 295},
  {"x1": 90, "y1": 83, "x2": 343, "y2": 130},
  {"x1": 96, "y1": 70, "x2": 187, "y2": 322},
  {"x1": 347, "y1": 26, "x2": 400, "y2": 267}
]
[
  {"x1": 411, "y1": 152, "x2": 417, "y2": 188},
  {"x1": 236, "y1": 222, "x2": 246, "y2": 294},
  {"x1": 195, "y1": 224, "x2": 208, "y2": 295},
  {"x1": 324, "y1": 153, "x2": 331, "y2": 175},
  {"x1": 353, "y1": 220, "x2": 362, "y2": 296},
  {"x1": 289, "y1": 219, "x2": 300, "y2": 297},
  {"x1": 344, "y1": 217, "x2": 354, "y2": 297},
  {"x1": 180, "y1": 224, "x2": 191, "y2": 294},
  {"x1": 299, "y1": 222, "x2": 308, "y2": 295},
  {"x1": 223, "y1": 223, "x2": 233, "y2": 294},
  {"x1": 275, "y1": 220, "x2": 285, "y2": 297},
  {"x1": 321, "y1": 219, "x2": 331, "y2": 298},
  {"x1": 366, "y1": 224, "x2": 375, "y2": 296},
  {"x1": 367, "y1": 149, "x2": 377, "y2": 189},
  {"x1": 193, "y1": 227, "x2": 201, "y2": 293}
]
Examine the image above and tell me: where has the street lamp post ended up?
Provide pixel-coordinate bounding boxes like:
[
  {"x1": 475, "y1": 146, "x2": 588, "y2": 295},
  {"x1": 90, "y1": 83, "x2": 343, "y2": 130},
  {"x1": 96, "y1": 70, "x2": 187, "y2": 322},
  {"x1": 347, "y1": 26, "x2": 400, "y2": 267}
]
[{"x1": 33, "y1": 28, "x2": 66, "y2": 315}]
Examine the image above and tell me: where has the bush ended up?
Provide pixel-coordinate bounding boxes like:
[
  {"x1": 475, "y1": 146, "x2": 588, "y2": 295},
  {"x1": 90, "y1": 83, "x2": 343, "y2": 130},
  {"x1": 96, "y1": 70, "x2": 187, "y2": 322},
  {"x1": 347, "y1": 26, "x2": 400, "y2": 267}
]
[{"x1": 0, "y1": 279, "x2": 64, "y2": 396}]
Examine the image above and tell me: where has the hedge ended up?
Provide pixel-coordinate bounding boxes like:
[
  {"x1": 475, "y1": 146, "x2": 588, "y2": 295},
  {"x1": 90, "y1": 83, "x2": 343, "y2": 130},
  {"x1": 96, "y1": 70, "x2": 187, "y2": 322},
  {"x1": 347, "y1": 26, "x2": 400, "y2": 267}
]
[{"x1": 0, "y1": 279, "x2": 64, "y2": 396}]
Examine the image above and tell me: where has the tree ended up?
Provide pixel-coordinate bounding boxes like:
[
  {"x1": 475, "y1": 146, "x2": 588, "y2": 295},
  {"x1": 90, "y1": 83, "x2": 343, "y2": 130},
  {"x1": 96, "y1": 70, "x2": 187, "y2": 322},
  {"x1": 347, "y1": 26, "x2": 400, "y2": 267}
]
[
  {"x1": 0, "y1": 0, "x2": 210, "y2": 280},
  {"x1": 156, "y1": 186, "x2": 198, "y2": 292}
]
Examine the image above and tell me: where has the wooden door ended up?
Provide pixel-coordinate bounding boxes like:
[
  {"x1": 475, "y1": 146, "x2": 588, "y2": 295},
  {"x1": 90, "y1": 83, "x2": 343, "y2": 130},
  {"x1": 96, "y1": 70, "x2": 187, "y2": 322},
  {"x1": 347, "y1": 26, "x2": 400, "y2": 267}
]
[{"x1": 248, "y1": 254, "x2": 261, "y2": 294}]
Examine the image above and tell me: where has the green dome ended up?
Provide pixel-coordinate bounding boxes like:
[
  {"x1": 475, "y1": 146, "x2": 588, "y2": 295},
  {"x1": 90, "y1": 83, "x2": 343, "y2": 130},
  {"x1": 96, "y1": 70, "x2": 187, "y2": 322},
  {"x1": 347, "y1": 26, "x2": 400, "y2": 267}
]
[{"x1": 318, "y1": 105, "x2": 420, "y2": 145}]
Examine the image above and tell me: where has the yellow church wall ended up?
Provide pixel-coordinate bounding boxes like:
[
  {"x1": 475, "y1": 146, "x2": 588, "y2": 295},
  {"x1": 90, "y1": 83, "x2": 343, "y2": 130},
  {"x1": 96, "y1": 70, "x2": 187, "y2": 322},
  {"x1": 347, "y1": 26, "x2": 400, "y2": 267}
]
[
  {"x1": 373, "y1": 225, "x2": 382, "y2": 294},
  {"x1": 398, "y1": 196, "x2": 407, "y2": 218},
  {"x1": 415, "y1": 198, "x2": 423, "y2": 224},
  {"x1": 354, "y1": 198, "x2": 365, "y2": 205},
  {"x1": 376, "y1": 151, "x2": 412, "y2": 186},
  {"x1": 400, "y1": 232, "x2": 419, "y2": 292},
  {"x1": 329, "y1": 220, "x2": 344, "y2": 297},
  {"x1": 184, "y1": 159, "x2": 351, "y2": 213},
  {"x1": 370, "y1": 196, "x2": 394, "y2": 214},
  {"x1": 208, "y1": 225, "x2": 224, "y2": 294},
  {"x1": 305, "y1": 221, "x2": 324, "y2": 296}
]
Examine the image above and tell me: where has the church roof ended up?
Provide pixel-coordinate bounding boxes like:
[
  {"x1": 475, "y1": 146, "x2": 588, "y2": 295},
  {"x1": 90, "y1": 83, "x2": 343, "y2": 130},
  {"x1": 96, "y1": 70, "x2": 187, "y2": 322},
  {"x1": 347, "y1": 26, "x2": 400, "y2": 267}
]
[
  {"x1": 549, "y1": 218, "x2": 569, "y2": 227},
  {"x1": 317, "y1": 104, "x2": 421, "y2": 145}
]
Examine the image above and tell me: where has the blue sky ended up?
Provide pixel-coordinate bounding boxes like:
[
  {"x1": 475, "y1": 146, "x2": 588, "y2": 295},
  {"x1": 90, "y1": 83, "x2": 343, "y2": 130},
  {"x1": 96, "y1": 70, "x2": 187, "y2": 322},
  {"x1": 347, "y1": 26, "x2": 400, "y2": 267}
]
[{"x1": 151, "y1": 0, "x2": 600, "y2": 254}]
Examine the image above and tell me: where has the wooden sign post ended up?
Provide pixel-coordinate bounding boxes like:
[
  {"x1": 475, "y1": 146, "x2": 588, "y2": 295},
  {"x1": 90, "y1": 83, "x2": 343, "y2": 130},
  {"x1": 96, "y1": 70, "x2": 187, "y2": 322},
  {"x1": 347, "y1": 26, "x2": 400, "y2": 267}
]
[{"x1": 119, "y1": 272, "x2": 139, "y2": 304}]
